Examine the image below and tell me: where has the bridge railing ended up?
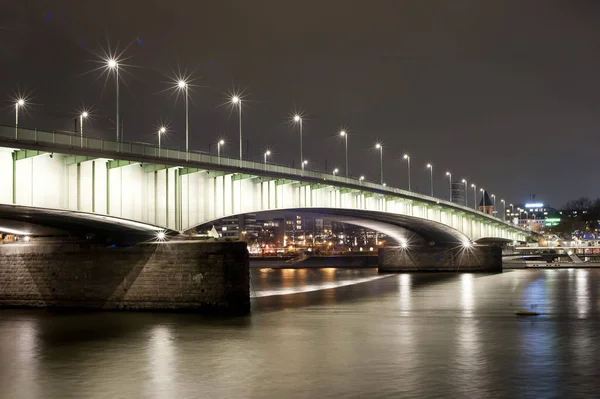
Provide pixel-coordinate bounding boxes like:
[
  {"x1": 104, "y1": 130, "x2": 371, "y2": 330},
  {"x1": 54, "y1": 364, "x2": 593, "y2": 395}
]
[{"x1": 0, "y1": 124, "x2": 525, "y2": 232}]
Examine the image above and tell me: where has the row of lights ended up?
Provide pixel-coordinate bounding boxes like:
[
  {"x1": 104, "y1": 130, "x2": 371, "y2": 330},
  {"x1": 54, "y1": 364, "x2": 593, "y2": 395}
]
[{"x1": 12, "y1": 55, "x2": 508, "y2": 221}]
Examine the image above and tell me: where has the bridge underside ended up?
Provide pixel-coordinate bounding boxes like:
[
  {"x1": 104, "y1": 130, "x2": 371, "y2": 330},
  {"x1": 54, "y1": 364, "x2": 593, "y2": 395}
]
[
  {"x1": 196, "y1": 208, "x2": 472, "y2": 246},
  {"x1": 0, "y1": 204, "x2": 176, "y2": 244}
]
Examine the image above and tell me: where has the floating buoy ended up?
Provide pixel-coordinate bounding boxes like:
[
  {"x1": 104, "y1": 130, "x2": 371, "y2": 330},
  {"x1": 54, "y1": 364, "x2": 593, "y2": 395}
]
[{"x1": 515, "y1": 309, "x2": 539, "y2": 316}]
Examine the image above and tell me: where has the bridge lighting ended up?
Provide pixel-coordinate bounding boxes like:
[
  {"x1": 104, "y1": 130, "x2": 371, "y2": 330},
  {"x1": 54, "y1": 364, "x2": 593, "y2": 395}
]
[
  {"x1": 426, "y1": 163, "x2": 434, "y2": 197},
  {"x1": 400, "y1": 239, "x2": 408, "y2": 249},
  {"x1": 15, "y1": 98, "x2": 26, "y2": 139},
  {"x1": 501, "y1": 199, "x2": 506, "y2": 220},
  {"x1": 175, "y1": 79, "x2": 190, "y2": 158},
  {"x1": 293, "y1": 114, "x2": 304, "y2": 168},
  {"x1": 462, "y1": 240, "x2": 472, "y2": 248},
  {"x1": 301, "y1": 159, "x2": 308, "y2": 170},
  {"x1": 491, "y1": 194, "x2": 496, "y2": 214},
  {"x1": 375, "y1": 143, "x2": 383, "y2": 185},
  {"x1": 359, "y1": 175, "x2": 365, "y2": 185},
  {"x1": 471, "y1": 184, "x2": 477, "y2": 210},
  {"x1": 333, "y1": 168, "x2": 339, "y2": 175},
  {"x1": 78, "y1": 110, "x2": 89, "y2": 145},
  {"x1": 264, "y1": 150, "x2": 271, "y2": 165},
  {"x1": 480, "y1": 188, "x2": 486, "y2": 213},
  {"x1": 445, "y1": 171, "x2": 452, "y2": 202},
  {"x1": 403, "y1": 154, "x2": 411, "y2": 191},
  {"x1": 105, "y1": 57, "x2": 121, "y2": 142},
  {"x1": 339, "y1": 130, "x2": 349, "y2": 177},
  {"x1": 156, "y1": 231, "x2": 166, "y2": 240},
  {"x1": 23, "y1": 235, "x2": 31, "y2": 242},
  {"x1": 229, "y1": 94, "x2": 243, "y2": 160},
  {"x1": 157, "y1": 126, "x2": 167, "y2": 153},
  {"x1": 217, "y1": 139, "x2": 225, "y2": 160},
  {"x1": 461, "y1": 179, "x2": 468, "y2": 206}
]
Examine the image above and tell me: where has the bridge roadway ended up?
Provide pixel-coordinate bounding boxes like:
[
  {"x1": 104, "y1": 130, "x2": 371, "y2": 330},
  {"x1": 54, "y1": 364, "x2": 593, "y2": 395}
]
[{"x1": 0, "y1": 124, "x2": 529, "y2": 245}]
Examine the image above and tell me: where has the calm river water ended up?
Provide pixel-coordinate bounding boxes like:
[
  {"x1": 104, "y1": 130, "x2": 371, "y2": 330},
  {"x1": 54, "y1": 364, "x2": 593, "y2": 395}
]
[{"x1": 1, "y1": 268, "x2": 599, "y2": 398}]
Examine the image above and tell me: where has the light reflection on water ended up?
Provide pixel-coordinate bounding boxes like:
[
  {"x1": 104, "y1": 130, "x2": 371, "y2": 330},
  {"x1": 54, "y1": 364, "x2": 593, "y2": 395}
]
[{"x1": 0, "y1": 268, "x2": 599, "y2": 398}]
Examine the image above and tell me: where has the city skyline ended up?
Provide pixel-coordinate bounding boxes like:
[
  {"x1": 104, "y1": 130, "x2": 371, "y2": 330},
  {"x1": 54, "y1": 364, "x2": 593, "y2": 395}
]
[{"x1": 3, "y1": 1, "x2": 600, "y2": 205}]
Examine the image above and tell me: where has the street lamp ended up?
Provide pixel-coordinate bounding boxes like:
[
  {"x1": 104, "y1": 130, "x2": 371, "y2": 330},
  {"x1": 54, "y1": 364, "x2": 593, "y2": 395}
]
[
  {"x1": 158, "y1": 126, "x2": 166, "y2": 154},
  {"x1": 333, "y1": 168, "x2": 339, "y2": 176},
  {"x1": 177, "y1": 79, "x2": 189, "y2": 158},
  {"x1": 106, "y1": 58, "x2": 119, "y2": 141},
  {"x1": 403, "y1": 154, "x2": 411, "y2": 191},
  {"x1": 501, "y1": 199, "x2": 505, "y2": 220},
  {"x1": 462, "y1": 179, "x2": 468, "y2": 207},
  {"x1": 231, "y1": 95, "x2": 242, "y2": 160},
  {"x1": 217, "y1": 139, "x2": 225, "y2": 159},
  {"x1": 375, "y1": 143, "x2": 383, "y2": 184},
  {"x1": 80, "y1": 111, "x2": 89, "y2": 146},
  {"x1": 445, "y1": 171, "x2": 452, "y2": 202},
  {"x1": 426, "y1": 163, "x2": 433, "y2": 197},
  {"x1": 302, "y1": 159, "x2": 308, "y2": 170},
  {"x1": 359, "y1": 175, "x2": 365, "y2": 185},
  {"x1": 264, "y1": 150, "x2": 271, "y2": 166},
  {"x1": 293, "y1": 115, "x2": 305, "y2": 169},
  {"x1": 15, "y1": 98, "x2": 25, "y2": 139},
  {"x1": 480, "y1": 188, "x2": 485, "y2": 213},
  {"x1": 471, "y1": 184, "x2": 477, "y2": 210},
  {"x1": 339, "y1": 130, "x2": 348, "y2": 177},
  {"x1": 491, "y1": 194, "x2": 496, "y2": 216}
]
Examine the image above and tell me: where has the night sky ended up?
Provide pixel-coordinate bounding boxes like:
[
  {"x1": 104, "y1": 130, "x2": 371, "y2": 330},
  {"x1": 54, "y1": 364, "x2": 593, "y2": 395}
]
[{"x1": 2, "y1": 1, "x2": 600, "y2": 207}]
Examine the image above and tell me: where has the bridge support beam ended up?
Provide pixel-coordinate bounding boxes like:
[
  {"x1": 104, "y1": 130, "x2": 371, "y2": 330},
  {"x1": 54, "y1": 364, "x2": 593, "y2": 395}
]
[{"x1": 378, "y1": 245, "x2": 502, "y2": 273}]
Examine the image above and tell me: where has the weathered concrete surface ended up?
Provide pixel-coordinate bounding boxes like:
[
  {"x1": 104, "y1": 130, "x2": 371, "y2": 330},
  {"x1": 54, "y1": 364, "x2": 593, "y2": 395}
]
[
  {"x1": 0, "y1": 240, "x2": 249, "y2": 315},
  {"x1": 378, "y1": 245, "x2": 502, "y2": 273}
]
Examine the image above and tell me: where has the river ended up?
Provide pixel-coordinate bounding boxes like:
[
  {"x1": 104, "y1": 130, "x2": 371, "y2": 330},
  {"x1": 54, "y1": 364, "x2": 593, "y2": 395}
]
[{"x1": 1, "y1": 268, "x2": 599, "y2": 398}]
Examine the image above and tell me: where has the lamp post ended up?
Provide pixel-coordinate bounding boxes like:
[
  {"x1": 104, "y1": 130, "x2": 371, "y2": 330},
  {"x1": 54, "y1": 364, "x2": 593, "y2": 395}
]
[
  {"x1": 375, "y1": 143, "x2": 383, "y2": 184},
  {"x1": 403, "y1": 154, "x2": 411, "y2": 191},
  {"x1": 471, "y1": 184, "x2": 477, "y2": 210},
  {"x1": 339, "y1": 130, "x2": 348, "y2": 177},
  {"x1": 231, "y1": 96, "x2": 242, "y2": 160},
  {"x1": 264, "y1": 150, "x2": 271, "y2": 166},
  {"x1": 480, "y1": 188, "x2": 485, "y2": 213},
  {"x1": 445, "y1": 171, "x2": 452, "y2": 202},
  {"x1": 491, "y1": 194, "x2": 496, "y2": 216},
  {"x1": 462, "y1": 179, "x2": 468, "y2": 206},
  {"x1": 501, "y1": 199, "x2": 505, "y2": 221},
  {"x1": 80, "y1": 111, "x2": 89, "y2": 147},
  {"x1": 217, "y1": 139, "x2": 225, "y2": 159},
  {"x1": 333, "y1": 168, "x2": 339, "y2": 176},
  {"x1": 158, "y1": 126, "x2": 166, "y2": 156},
  {"x1": 294, "y1": 115, "x2": 303, "y2": 168},
  {"x1": 359, "y1": 175, "x2": 365, "y2": 185},
  {"x1": 15, "y1": 99, "x2": 25, "y2": 139},
  {"x1": 426, "y1": 163, "x2": 433, "y2": 197},
  {"x1": 302, "y1": 160, "x2": 308, "y2": 170},
  {"x1": 177, "y1": 80, "x2": 189, "y2": 158},
  {"x1": 510, "y1": 203, "x2": 514, "y2": 222},
  {"x1": 106, "y1": 58, "x2": 119, "y2": 141}
]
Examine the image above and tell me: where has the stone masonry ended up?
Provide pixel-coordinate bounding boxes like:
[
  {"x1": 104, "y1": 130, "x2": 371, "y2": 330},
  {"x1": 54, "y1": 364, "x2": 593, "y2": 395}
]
[{"x1": 0, "y1": 240, "x2": 249, "y2": 315}]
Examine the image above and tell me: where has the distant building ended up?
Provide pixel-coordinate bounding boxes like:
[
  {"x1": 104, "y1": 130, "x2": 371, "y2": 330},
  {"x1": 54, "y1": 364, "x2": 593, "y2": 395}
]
[
  {"x1": 479, "y1": 190, "x2": 494, "y2": 216},
  {"x1": 451, "y1": 181, "x2": 465, "y2": 206}
]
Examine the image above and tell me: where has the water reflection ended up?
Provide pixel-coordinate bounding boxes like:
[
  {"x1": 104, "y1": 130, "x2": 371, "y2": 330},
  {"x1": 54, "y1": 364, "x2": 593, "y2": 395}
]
[
  {"x1": 398, "y1": 273, "x2": 412, "y2": 315},
  {"x1": 460, "y1": 274, "x2": 474, "y2": 316},
  {"x1": 0, "y1": 269, "x2": 599, "y2": 398}
]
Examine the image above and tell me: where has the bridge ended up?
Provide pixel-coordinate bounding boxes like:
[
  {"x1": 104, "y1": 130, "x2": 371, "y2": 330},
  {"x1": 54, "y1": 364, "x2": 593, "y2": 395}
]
[{"x1": 0, "y1": 124, "x2": 529, "y2": 245}]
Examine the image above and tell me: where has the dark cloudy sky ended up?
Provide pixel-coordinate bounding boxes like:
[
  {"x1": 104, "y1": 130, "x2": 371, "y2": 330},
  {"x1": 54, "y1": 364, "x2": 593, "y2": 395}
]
[{"x1": 2, "y1": 1, "x2": 600, "y2": 207}]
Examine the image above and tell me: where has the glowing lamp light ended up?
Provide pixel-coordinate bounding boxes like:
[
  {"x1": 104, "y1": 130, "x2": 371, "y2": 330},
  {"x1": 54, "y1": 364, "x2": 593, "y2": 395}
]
[
  {"x1": 375, "y1": 143, "x2": 382, "y2": 149},
  {"x1": 81, "y1": 111, "x2": 89, "y2": 118},
  {"x1": 219, "y1": 139, "x2": 225, "y2": 145},
  {"x1": 293, "y1": 115, "x2": 301, "y2": 122},
  {"x1": 403, "y1": 154, "x2": 409, "y2": 159},
  {"x1": 265, "y1": 150, "x2": 271, "y2": 156},
  {"x1": 400, "y1": 240, "x2": 408, "y2": 249},
  {"x1": 359, "y1": 175, "x2": 365, "y2": 180},
  {"x1": 339, "y1": 130, "x2": 346, "y2": 137},
  {"x1": 159, "y1": 127, "x2": 166, "y2": 134},
  {"x1": 157, "y1": 231, "x2": 166, "y2": 240},
  {"x1": 23, "y1": 236, "x2": 31, "y2": 242},
  {"x1": 333, "y1": 168, "x2": 339, "y2": 175},
  {"x1": 107, "y1": 58, "x2": 118, "y2": 69},
  {"x1": 426, "y1": 163, "x2": 432, "y2": 168},
  {"x1": 177, "y1": 80, "x2": 187, "y2": 88},
  {"x1": 17, "y1": 99, "x2": 25, "y2": 107},
  {"x1": 231, "y1": 95, "x2": 240, "y2": 104}
]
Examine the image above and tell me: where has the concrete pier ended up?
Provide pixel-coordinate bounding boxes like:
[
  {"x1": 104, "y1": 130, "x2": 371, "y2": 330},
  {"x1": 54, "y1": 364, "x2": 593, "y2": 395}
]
[
  {"x1": 0, "y1": 240, "x2": 249, "y2": 315},
  {"x1": 378, "y1": 245, "x2": 502, "y2": 273}
]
